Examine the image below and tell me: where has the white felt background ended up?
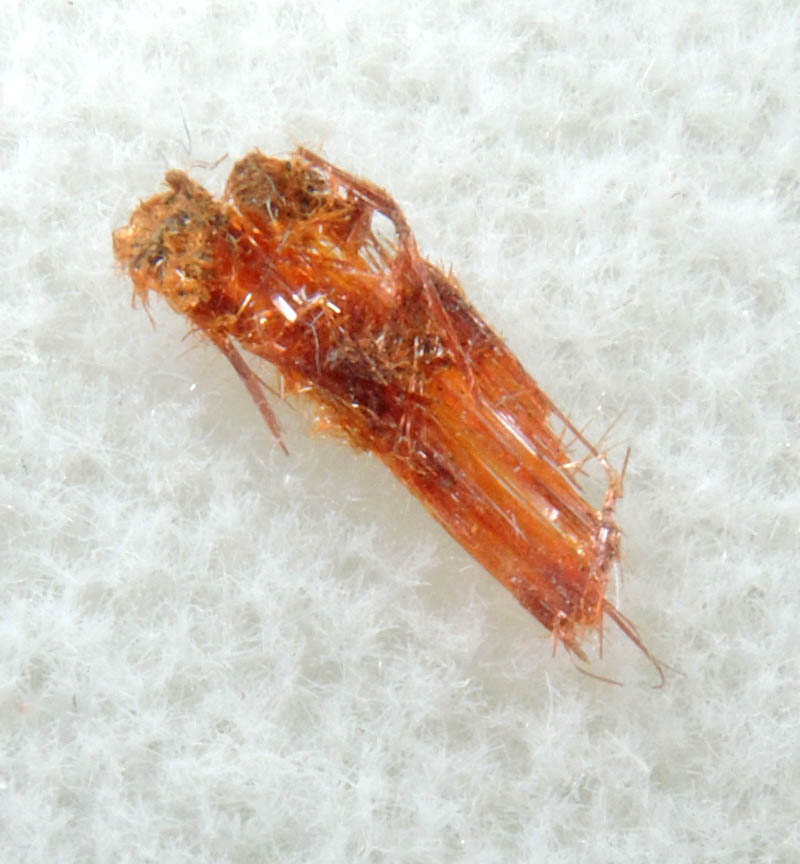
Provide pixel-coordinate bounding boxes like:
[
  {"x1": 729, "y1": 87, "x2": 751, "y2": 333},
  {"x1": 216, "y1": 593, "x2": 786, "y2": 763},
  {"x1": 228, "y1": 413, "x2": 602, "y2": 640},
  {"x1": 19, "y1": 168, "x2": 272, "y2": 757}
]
[{"x1": 2, "y1": 1, "x2": 798, "y2": 861}]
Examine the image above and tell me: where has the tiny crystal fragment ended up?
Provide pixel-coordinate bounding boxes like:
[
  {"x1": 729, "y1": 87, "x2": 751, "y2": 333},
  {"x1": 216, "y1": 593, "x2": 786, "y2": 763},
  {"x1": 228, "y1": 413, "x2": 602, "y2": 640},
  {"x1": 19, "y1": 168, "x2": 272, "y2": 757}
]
[{"x1": 113, "y1": 148, "x2": 659, "y2": 678}]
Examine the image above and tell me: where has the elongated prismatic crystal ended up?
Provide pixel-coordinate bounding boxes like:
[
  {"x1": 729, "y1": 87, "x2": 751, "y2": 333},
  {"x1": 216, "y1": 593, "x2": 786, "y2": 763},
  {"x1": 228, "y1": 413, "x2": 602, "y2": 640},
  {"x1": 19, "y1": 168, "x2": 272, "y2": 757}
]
[{"x1": 113, "y1": 148, "x2": 659, "y2": 679}]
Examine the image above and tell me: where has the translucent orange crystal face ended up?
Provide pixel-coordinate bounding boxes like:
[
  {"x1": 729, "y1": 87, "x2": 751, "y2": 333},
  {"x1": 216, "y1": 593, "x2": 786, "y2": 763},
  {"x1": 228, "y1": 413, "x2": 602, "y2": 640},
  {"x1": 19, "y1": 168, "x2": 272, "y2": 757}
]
[{"x1": 113, "y1": 148, "x2": 658, "y2": 678}]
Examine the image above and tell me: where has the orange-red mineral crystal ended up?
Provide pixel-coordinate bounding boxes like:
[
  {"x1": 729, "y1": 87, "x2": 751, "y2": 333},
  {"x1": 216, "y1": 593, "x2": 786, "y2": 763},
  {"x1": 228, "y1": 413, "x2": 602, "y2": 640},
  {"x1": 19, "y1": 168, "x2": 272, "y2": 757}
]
[{"x1": 113, "y1": 148, "x2": 657, "y2": 676}]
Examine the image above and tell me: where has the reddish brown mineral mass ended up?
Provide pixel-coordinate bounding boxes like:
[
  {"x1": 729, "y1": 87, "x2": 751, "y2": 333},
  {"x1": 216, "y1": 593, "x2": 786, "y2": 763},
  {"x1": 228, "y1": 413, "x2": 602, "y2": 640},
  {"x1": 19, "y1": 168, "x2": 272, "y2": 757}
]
[{"x1": 113, "y1": 148, "x2": 661, "y2": 683}]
